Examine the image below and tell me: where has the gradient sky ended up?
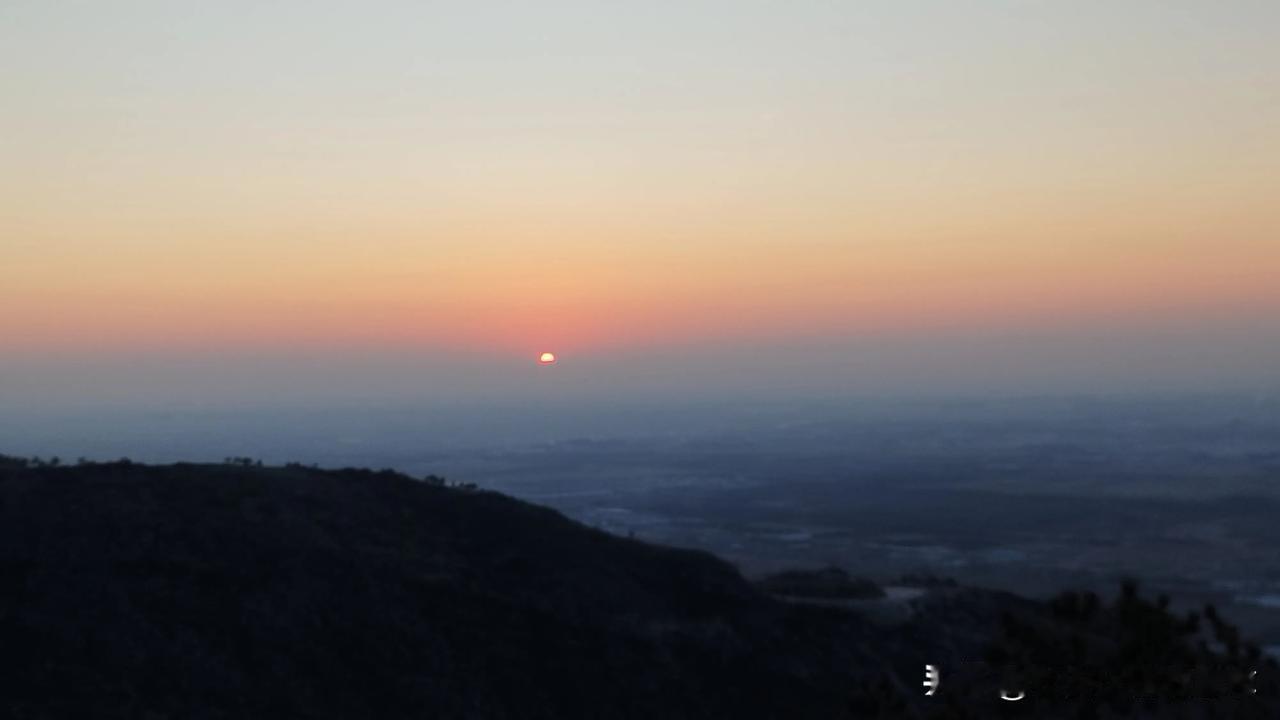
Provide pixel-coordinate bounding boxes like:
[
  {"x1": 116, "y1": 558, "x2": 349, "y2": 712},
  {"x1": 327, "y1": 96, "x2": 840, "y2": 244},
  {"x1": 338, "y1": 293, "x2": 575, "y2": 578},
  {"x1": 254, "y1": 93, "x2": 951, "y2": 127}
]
[{"x1": 3, "y1": 1, "x2": 1279, "y2": 406}]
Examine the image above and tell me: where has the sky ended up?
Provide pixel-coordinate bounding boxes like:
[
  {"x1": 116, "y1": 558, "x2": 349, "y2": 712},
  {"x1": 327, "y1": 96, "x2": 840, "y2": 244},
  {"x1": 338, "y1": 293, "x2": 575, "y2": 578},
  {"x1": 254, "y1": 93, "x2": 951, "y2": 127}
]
[{"x1": 2, "y1": 1, "x2": 1279, "y2": 411}]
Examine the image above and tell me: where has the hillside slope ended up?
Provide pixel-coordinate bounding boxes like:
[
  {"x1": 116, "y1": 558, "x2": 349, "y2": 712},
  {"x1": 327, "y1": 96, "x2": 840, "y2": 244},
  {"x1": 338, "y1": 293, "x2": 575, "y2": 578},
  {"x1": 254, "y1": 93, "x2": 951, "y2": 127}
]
[
  {"x1": 0, "y1": 456, "x2": 1275, "y2": 718},
  {"x1": 0, "y1": 459, "x2": 888, "y2": 718}
]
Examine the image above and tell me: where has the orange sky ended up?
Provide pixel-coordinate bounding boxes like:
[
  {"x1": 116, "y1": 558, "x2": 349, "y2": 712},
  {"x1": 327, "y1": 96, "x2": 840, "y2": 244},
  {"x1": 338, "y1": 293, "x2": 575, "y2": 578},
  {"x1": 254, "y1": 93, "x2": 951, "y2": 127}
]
[{"x1": 2, "y1": 1, "x2": 1278, "y2": 364}]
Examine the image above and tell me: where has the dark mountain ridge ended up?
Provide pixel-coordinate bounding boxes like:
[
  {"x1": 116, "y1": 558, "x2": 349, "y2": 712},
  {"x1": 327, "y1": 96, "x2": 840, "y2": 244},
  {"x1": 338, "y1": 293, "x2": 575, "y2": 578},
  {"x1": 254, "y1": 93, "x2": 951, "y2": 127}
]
[{"x1": 0, "y1": 456, "x2": 1274, "y2": 718}]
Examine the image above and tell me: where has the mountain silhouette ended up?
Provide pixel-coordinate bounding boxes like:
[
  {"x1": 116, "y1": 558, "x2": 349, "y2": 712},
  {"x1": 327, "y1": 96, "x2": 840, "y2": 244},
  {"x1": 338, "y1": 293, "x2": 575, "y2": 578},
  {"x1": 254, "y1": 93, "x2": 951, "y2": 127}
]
[{"x1": 0, "y1": 456, "x2": 1275, "y2": 718}]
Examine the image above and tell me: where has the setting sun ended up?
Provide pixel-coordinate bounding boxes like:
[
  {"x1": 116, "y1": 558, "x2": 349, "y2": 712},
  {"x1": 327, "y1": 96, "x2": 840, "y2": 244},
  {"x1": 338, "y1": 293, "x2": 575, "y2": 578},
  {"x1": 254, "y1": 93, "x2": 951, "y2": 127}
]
[{"x1": 538, "y1": 352, "x2": 557, "y2": 365}]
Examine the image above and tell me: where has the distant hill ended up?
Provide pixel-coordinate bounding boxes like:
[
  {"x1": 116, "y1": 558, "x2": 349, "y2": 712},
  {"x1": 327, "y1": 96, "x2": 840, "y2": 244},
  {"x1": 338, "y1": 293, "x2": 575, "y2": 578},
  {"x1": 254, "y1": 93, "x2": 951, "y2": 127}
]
[{"x1": 0, "y1": 456, "x2": 1275, "y2": 718}]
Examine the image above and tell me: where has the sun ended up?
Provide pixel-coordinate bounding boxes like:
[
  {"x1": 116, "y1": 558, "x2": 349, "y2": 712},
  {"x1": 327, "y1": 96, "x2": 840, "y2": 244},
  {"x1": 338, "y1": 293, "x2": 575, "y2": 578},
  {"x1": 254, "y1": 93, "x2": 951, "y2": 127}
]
[{"x1": 538, "y1": 351, "x2": 557, "y2": 365}]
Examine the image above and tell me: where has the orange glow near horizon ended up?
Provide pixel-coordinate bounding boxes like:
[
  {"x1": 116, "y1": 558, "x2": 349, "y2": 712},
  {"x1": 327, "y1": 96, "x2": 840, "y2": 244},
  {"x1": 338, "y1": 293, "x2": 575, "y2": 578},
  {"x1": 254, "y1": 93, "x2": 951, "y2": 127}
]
[{"x1": 4, "y1": 218, "x2": 1277, "y2": 358}]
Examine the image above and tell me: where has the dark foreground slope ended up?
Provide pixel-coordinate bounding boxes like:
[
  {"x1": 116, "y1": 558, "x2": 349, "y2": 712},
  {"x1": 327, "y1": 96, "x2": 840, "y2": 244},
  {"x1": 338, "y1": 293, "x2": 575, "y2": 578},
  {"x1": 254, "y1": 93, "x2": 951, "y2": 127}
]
[
  {"x1": 0, "y1": 457, "x2": 1276, "y2": 719},
  {"x1": 0, "y1": 458, "x2": 884, "y2": 719}
]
